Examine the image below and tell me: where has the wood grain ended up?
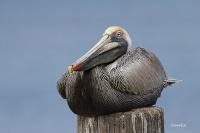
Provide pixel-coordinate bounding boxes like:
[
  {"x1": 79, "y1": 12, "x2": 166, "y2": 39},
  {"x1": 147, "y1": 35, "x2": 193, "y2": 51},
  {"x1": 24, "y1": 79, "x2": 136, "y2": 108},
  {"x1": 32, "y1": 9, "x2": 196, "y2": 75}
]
[{"x1": 77, "y1": 106, "x2": 164, "y2": 133}]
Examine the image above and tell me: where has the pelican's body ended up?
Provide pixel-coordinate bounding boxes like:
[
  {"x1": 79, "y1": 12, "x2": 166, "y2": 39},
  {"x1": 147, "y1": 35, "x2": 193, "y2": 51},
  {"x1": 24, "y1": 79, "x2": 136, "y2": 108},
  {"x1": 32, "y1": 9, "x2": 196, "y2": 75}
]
[{"x1": 57, "y1": 26, "x2": 176, "y2": 115}]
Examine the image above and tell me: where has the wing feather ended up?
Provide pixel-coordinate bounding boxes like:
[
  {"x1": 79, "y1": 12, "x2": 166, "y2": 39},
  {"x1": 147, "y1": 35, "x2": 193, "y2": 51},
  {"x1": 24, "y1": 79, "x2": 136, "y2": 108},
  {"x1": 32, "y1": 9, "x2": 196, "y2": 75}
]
[{"x1": 108, "y1": 47, "x2": 167, "y2": 95}]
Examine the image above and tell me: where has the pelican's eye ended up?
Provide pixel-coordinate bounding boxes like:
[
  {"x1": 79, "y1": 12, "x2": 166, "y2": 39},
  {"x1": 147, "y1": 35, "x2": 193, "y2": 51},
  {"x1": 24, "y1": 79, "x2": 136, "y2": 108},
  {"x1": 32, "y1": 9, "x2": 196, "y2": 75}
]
[{"x1": 116, "y1": 30, "x2": 123, "y2": 38}]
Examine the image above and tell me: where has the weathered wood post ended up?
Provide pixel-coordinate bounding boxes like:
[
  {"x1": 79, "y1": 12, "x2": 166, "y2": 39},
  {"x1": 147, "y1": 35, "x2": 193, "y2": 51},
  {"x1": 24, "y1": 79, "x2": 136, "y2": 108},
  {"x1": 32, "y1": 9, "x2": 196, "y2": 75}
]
[{"x1": 77, "y1": 106, "x2": 164, "y2": 133}]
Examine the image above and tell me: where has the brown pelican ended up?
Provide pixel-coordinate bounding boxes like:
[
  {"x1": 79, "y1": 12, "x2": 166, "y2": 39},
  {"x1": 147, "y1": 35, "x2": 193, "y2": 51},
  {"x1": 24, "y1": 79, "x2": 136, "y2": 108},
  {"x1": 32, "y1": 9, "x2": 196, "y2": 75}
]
[{"x1": 57, "y1": 26, "x2": 177, "y2": 115}]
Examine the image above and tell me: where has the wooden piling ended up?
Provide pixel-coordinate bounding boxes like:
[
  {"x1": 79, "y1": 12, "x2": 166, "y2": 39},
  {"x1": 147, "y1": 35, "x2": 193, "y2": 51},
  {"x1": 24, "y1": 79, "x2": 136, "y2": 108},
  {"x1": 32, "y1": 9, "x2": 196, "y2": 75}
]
[{"x1": 77, "y1": 106, "x2": 164, "y2": 133}]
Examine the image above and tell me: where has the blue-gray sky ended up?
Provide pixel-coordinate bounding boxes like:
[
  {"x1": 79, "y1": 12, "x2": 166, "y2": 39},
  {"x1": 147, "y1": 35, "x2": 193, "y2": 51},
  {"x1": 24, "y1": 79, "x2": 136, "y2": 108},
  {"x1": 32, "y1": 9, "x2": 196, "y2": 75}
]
[{"x1": 0, "y1": 0, "x2": 199, "y2": 133}]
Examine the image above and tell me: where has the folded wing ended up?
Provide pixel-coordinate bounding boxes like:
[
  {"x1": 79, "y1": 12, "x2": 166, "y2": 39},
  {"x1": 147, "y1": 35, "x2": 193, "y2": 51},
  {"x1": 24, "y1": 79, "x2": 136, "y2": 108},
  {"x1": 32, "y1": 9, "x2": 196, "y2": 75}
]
[{"x1": 108, "y1": 47, "x2": 167, "y2": 95}]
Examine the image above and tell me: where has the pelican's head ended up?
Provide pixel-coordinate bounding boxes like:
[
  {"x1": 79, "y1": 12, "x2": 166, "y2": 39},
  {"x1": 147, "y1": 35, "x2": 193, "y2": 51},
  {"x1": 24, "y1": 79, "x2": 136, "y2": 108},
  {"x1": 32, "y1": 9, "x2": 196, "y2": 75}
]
[{"x1": 68, "y1": 26, "x2": 132, "y2": 72}]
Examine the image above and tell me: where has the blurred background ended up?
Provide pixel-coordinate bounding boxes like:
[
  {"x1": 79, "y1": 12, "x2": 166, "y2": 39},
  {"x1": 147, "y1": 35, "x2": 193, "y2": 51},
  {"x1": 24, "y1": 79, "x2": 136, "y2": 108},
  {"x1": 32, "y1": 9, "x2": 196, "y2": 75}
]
[{"x1": 0, "y1": 0, "x2": 199, "y2": 133}]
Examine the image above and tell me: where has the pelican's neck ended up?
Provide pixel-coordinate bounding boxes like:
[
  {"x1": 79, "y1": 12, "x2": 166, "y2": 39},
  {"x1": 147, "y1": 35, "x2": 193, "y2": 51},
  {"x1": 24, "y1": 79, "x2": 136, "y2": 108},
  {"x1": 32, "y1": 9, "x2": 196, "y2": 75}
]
[{"x1": 104, "y1": 49, "x2": 129, "y2": 72}]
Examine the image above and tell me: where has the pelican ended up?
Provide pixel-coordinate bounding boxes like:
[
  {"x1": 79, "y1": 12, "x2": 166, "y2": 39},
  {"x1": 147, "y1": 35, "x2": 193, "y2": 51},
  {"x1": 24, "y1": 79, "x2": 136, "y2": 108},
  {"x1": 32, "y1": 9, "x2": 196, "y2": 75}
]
[{"x1": 57, "y1": 26, "x2": 177, "y2": 115}]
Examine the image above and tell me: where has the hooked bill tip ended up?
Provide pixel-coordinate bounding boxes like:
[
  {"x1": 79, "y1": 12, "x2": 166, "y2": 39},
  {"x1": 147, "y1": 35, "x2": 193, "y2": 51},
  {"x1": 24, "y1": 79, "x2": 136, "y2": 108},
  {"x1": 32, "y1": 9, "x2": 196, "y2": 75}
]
[
  {"x1": 68, "y1": 63, "x2": 82, "y2": 73},
  {"x1": 68, "y1": 65, "x2": 75, "y2": 73}
]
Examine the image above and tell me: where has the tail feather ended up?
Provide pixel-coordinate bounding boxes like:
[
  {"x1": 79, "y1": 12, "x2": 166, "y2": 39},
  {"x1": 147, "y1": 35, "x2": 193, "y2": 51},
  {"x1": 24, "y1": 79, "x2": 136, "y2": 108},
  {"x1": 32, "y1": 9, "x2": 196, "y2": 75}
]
[{"x1": 164, "y1": 78, "x2": 182, "y2": 86}]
